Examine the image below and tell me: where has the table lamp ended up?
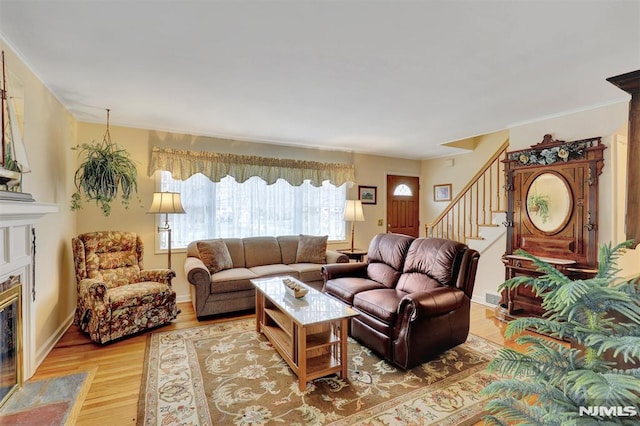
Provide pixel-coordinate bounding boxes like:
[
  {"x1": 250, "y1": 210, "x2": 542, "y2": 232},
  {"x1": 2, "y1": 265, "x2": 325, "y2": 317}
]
[{"x1": 344, "y1": 199, "x2": 365, "y2": 252}]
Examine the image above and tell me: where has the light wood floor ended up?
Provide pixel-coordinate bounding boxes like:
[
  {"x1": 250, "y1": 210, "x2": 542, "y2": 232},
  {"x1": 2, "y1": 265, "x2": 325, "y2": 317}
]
[{"x1": 31, "y1": 301, "x2": 522, "y2": 425}]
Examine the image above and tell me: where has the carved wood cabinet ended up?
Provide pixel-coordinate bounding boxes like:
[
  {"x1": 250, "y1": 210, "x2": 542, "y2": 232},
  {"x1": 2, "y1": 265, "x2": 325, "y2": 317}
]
[{"x1": 498, "y1": 134, "x2": 604, "y2": 320}]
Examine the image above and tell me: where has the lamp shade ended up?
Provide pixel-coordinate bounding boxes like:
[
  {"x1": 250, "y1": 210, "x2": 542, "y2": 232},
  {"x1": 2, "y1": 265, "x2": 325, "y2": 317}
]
[
  {"x1": 344, "y1": 199, "x2": 365, "y2": 222},
  {"x1": 147, "y1": 192, "x2": 186, "y2": 214}
]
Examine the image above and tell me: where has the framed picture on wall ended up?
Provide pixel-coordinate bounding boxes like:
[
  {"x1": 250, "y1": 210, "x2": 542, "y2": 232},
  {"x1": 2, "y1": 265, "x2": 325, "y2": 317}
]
[
  {"x1": 433, "y1": 183, "x2": 452, "y2": 202},
  {"x1": 358, "y1": 186, "x2": 377, "y2": 205}
]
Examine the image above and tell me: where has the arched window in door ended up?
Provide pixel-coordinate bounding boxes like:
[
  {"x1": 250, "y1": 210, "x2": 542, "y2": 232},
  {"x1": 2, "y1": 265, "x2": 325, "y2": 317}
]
[{"x1": 393, "y1": 184, "x2": 412, "y2": 197}]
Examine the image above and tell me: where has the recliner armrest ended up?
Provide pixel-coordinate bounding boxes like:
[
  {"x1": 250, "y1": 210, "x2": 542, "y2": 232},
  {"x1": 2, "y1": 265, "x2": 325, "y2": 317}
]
[
  {"x1": 321, "y1": 262, "x2": 368, "y2": 281},
  {"x1": 399, "y1": 287, "x2": 467, "y2": 319},
  {"x1": 140, "y1": 269, "x2": 176, "y2": 286},
  {"x1": 184, "y1": 256, "x2": 211, "y2": 287},
  {"x1": 79, "y1": 278, "x2": 108, "y2": 302}
]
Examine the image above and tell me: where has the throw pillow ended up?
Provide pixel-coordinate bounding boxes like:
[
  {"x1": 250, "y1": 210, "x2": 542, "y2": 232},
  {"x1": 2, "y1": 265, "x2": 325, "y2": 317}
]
[
  {"x1": 197, "y1": 240, "x2": 233, "y2": 274},
  {"x1": 295, "y1": 235, "x2": 328, "y2": 264}
]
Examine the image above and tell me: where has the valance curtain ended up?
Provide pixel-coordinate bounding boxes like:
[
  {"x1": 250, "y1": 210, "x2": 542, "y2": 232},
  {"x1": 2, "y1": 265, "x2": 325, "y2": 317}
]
[{"x1": 148, "y1": 147, "x2": 355, "y2": 187}]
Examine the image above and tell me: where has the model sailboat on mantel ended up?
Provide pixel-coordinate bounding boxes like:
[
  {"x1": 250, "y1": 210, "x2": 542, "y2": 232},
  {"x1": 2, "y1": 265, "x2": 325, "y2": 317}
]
[{"x1": 1, "y1": 50, "x2": 32, "y2": 201}]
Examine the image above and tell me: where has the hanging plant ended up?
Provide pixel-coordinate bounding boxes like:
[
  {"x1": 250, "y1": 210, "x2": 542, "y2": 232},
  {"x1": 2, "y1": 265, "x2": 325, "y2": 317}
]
[
  {"x1": 527, "y1": 193, "x2": 551, "y2": 223},
  {"x1": 70, "y1": 110, "x2": 138, "y2": 216}
]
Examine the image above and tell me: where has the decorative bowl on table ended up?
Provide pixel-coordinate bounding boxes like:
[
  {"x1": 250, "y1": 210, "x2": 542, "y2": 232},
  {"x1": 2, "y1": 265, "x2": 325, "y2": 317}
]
[{"x1": 282, "y1": 278, "x2": 308, "y2": 298}]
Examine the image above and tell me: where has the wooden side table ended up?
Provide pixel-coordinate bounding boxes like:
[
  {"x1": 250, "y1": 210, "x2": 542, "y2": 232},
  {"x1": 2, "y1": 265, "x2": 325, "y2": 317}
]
[{"x1": 337, "y1": 249, "x2": 367, "y2": 262}]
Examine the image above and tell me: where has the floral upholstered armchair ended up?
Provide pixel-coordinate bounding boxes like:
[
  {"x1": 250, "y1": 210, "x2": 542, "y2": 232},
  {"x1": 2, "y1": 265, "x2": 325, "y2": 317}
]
[{"x1": 72, "y1": 231, "x2": 178, "y2": 344}]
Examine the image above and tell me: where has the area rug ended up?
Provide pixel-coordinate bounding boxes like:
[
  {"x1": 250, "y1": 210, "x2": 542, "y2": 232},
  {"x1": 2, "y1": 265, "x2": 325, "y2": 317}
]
[
  {"x1": 0, "y1": 369, "x2": 96, "y2": 425},
  {"x1": 138, "y1": 320, "x2": 502, "y2": 425}
]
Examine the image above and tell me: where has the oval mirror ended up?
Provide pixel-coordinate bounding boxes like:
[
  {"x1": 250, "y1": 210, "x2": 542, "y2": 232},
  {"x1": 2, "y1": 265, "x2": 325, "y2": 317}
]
[{"x1": 526, "y1": 173, "x2": 571, "y2": 232}]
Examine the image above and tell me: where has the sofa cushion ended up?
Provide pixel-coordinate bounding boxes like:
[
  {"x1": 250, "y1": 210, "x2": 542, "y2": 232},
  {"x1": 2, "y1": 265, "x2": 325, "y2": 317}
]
[
  {"x1": 243, "y1": 237, "x2": 283, "y2": 267},
  {"x1": 398, "y1": 238, "x2": 466, "y2": 293},
  {"x1": 197, "y1": 240, "x2": 234, "y2": 273},
  {"x1": 277, "y1": 235, "x2": 300, "y2": 265},
  {"x1": 296, "y1": 235, "x2": 328, "y2": 264},
  {"x1": 367, "y1": 233, "x2": 415, "y2": 271},
  {"x1": 249, "y1": 264, "x2": 298, "y2": 278},
  {"x1": 210, "y1": 268, "x2": 258, "y2": 294},
  {"x1": 396, "y1": 272, "x2": 442, "y2": 294},
  {"x1": 323, "y1": 277, "x2": 386, "y2": 305},
  {"x1": 353, "y1": 288, "x2": 407, "y2": 324},
  {"x1": 288, "y1": 263, "x2": 323, "y2": 283},
  {"x1": 366, "y1": 233, "x2": 415, "y2": 287},
  {"x1": 221, "y1": 238, "x2": 246, "y2": 268}
]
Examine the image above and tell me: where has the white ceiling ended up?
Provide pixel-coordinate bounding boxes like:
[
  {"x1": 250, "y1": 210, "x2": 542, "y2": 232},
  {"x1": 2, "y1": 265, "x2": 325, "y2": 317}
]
[{"x1": 1, "y1": 1, "x2": 639, "y2": 159}]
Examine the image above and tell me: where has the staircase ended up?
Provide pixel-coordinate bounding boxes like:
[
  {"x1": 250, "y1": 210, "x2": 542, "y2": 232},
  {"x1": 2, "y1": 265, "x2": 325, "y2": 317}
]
[
  {"x1": 423, "y1": 139, "x2": 510, "y2": 307},
  {"x1": 424, "y1": 140, "x2": 509, "y2": 254}
]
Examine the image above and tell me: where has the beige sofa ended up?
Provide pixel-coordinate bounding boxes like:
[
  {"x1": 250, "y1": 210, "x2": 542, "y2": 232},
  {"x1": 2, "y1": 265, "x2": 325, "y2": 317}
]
[{"x1": 184, "y1": 235, "x2": 348, "y2": 319}]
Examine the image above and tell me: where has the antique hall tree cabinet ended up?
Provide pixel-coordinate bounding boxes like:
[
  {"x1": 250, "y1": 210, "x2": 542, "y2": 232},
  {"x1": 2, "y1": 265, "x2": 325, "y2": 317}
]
[{"x1": 496, "y1": 134, "x2": 605, "y2": 320}]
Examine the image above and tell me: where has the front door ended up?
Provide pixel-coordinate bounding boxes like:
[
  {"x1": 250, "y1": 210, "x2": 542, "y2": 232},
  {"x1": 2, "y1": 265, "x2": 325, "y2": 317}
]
[{"x1": 386, "y1": 175, "x2": 420, "y2": 237}]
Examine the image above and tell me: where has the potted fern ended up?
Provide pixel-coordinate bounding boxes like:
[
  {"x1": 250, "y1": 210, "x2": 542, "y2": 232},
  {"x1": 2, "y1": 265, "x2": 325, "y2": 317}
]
[
  {"x1": 70, "y1": 110, "x2": 138, "y2": 216},
  {"x1": 482, "y1": 241, "x2": 640, "y2": 424}
]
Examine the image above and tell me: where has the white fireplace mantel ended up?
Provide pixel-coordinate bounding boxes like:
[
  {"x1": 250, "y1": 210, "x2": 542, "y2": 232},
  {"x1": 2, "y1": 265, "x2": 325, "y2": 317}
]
[
  {"x1": 0, "y1": 201, "x2": 60, "y2": 221},
  {"x1": 0, "y1": 199, "x2": 59, "y2": 380}
]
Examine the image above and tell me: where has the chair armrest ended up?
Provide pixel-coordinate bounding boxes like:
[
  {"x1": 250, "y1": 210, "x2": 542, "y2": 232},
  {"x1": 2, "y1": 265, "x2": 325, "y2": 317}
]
[
  {"x1": 321, "y1": 262, "x2": 368, "y2": 282},
  {"x1": 326, "y1": 249, "x2": 349, "y2": 264},
  {"x1": 140, "y1": 269, "x2": 176, "y2": 286},
  {"x1": 185, "y1": 256, "x2": 211, "y2": 287},
  {"x1": 79, "y1": 278, "x2": 108, "y2": 302},
  {"x1": 399, "y1": 287, "x2": 467, "y2": 320}
]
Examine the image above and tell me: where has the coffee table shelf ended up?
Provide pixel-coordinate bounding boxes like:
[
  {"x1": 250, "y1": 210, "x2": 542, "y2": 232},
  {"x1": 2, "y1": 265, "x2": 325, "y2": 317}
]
[
  {"x1": 264, "y1": 307, "x2": 293, "y2": 336},
  {"x1": 252, "y1": 276, "x2": 358, "y2": 391}
]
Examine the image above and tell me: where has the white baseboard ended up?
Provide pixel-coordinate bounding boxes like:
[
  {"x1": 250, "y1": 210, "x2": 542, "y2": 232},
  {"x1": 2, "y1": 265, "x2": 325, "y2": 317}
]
[
  {"x1": 176, "y1": 294, "x2": 191, "y2": 304},
  {"x1": 471, "y1": 296, "x2": 497, "y2": 308},
  {"x1": 36, "y1": 310, "x2": 75, "y2": 371}
]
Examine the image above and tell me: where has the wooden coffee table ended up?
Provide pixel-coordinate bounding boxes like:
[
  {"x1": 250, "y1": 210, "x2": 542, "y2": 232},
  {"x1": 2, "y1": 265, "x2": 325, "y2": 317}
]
[{"x1": 251, "y1": 275, "x2": 358, "y2": 391}]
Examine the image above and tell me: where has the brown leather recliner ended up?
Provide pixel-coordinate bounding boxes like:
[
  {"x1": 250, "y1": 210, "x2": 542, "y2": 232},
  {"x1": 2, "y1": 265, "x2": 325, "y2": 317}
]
[{"x1": 321, "y1": 233, "x2": 480, "y2": 369}]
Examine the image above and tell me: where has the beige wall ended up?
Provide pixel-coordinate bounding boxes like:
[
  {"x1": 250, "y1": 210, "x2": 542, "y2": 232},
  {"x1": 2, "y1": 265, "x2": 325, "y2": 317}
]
[
  {"x1": 1, "y1": 41, "x2": 78, "y2": 359},
  {"x1": 351, "y1": 153, "x2": 422, "y2": 246},
  {"x1": 420, "y1": 130, "x2": 509, "y2": 226}
]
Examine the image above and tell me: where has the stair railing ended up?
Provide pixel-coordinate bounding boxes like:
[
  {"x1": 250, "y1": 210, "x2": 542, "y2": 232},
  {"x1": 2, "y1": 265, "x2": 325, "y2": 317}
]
[{"x1": 424, "y1": 140, "x2": 509, "y2": 242}]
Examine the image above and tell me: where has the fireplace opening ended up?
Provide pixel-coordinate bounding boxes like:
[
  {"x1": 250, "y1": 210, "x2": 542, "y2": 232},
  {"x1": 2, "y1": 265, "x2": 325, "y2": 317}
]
[{"x1": 0, "y1": 276, "x2": 22, "y2": 408}]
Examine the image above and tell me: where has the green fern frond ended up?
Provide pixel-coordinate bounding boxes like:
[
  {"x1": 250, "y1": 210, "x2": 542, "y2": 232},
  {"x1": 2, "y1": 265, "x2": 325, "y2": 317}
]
[
  {"x1": 498, "y1": 275, "x2": 536, "y2": 293},
  {"x1": 596, "y1": 241, "x2": 634, "y2": 280},
  {"x1": 513, "y1": 249, "x2": 572, "y2": 285},
  {"x1": 566, "y1": 370, "x2": 640, "y2": 407},
  {"x1": 482, "y1": 379, "x2": 547, "y2": 400},
  {"x1": 616, "y1": 367, "x2": 640, "y2": 377},
  {"x1": 482, "y1": 414, "x2": 509, "y2": 426},
  {"x1": 544, "y1": 279, "x2": 592, "y2": 309},
  {"x1": 616, "y1": 276, "x2": 640, "y2": 296},
  {"x1": 485, "y1": 397, "x2": 561, "y2": 426},
  {"x1": 583, "y1": 334, "x2": 640, "y2": 365},
  {"x1": 487, "y1": 348, "x2": 539, "y2": 377},
  {"x1": 504, "y1": 316, "x2": 572, "y2": 340}
]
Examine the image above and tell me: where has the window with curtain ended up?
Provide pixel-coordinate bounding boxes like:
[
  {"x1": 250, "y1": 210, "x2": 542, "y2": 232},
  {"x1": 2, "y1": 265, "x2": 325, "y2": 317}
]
[{"x1": 158, "y1": 171, "x2": 347, "y2": 249}]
